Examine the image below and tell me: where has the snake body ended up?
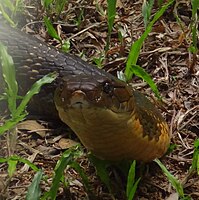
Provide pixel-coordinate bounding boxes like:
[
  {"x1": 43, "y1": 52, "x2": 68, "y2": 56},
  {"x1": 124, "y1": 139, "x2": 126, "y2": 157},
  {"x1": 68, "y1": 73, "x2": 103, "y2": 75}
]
[{"x1": 0, "y1": 21, "x2": 170, "y2": 162}]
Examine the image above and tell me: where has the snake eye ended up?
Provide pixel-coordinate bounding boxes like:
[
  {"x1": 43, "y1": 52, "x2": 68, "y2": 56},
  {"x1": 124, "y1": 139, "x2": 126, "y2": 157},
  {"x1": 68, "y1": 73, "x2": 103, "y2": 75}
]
[{"x1": 103, "y1": 82, "x2": 114, "y2": 94}]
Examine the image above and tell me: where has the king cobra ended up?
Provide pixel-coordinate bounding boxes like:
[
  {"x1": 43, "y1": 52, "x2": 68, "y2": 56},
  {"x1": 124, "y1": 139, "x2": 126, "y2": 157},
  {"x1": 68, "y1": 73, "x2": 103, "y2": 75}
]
[{"x1": 0, "y1": 21, "x2": 170, "y2": 162}]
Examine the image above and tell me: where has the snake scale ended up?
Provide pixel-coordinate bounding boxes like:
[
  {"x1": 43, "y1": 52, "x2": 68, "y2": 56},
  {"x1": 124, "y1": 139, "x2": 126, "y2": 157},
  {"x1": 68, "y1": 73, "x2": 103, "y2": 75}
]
[{"x1": 0, "y1": 21, "x2": 170, "y2": 162}]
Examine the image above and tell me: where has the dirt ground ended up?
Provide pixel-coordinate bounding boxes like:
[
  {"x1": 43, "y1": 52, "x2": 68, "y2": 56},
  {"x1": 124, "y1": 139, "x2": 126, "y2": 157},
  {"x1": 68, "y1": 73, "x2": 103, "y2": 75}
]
[{"x1": 0, "y1": 0, "x2": 199, "y2": 199}]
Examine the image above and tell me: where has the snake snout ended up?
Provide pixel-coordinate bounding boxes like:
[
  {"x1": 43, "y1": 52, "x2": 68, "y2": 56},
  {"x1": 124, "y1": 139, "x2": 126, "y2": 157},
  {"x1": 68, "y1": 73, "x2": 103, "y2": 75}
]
[
  {"x1": 54, "y1": 75, "x2": 103, "y2": 109},
  {"x1": 70, "y1": 90, "x2": 89, "y2": 108}
]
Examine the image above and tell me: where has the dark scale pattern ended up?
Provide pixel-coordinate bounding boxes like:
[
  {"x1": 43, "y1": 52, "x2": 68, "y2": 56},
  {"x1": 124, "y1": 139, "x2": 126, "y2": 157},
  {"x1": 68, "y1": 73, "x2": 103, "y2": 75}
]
[
  {"x1": 0, "y1": 21, "x2": 114, "y2": 79},
  {"x1": 133, "y1": 90, "x2": 165, "y2": 141}
]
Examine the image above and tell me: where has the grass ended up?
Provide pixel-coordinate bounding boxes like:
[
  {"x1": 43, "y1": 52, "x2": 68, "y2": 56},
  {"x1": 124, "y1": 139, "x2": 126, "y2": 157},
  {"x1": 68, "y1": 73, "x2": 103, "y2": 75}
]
[
  {"x1": 0, "y1": 0, "x2": 198, "y2": 199},
  {"x1": 104, "y1": 0, "x2": 174, "y2": 98},
  {"x1": 126, "y1": 161, "x2": 141, "y2": 200},
  {"x1": 44, "y1": 16, "x2": 70, "y2": 52},
  {"x1": 0, "y1": 43, "x2": 58, "y2": 135},
  {"x1": 154, "y1": 140, "x2": 199, "y2": 199},
  {"x1": 125, "y1": 0, "x2": 174, "y2": 98},
  {"x1": 42, "y1": 0, "x2": 68, "y2": 20},
  {"x1": 155, "y1": 159, "x2": 185, "y2": 198},
  {"x1": 0, "y1": 146, "x2": 87, "y2": 200},
  {"x1": 173, "y1": 0, "x2": 198, "y2": 74},
  {"x1": 142, "y1": 0, "x2": 154, "y2": 29},
  {"x1": 188, "y1": 0, "x2": 199, "y2": 73},
  {"x1": 0, "y1": 0, "x2": 24, "y2": 26},
  {"x1": 106, "y1": 0, "x2": 117, "y2": 52},
  {"x1": 190, "y1": 139, "x2": 199, "y2": 175},
  {"x1": 39, "y1": 146, "x2": 88, "y2": 200}
]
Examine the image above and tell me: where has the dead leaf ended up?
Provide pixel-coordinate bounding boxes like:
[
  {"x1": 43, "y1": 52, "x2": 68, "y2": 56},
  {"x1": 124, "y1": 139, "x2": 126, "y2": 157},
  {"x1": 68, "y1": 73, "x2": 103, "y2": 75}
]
[
  {"x1": 37, "y1": 145, "x2": 56, "y2": 155},
  {"x1": 58, "y1": 138, "x2": 79, "y2": 149},
  {"x1": 166, "y1": 192, "x2": 179, "y2": 200},
  {"x1": 116, "y1": 0, "x2": 123, "y2": 8},
  {"x1": 17, "y1": 120, "x2": 46, "y2": 138}
]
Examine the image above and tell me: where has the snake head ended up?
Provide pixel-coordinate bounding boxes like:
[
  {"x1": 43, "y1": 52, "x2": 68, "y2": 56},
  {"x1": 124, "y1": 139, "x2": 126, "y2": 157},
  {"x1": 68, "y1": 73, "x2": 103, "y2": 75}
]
[{"x1": 54, "y1": 74, "x2": 135, "y2": 113}]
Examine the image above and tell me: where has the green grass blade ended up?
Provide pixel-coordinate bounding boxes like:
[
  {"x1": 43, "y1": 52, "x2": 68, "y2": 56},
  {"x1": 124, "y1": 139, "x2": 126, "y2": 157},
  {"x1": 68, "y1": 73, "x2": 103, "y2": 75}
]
[
  {"x1": 190, "y1": 0, "x2": 199, "y2": 53},
  {"x1": 107, "y1": 0, "x2": 116, "y2": 34},
  {"x1": 0, "y1": 43, "x2": 18, "y2": 114},
  {"x1": 70, "y1": 161, "x2": 91, "y2": 193},
  {"x1": 42, "y1": 0, "x2": 53, "y2": 8},
  {"x1": 0, "y1": 0, "x2": 15, "y2": 11},
  {"x1": 106, "y1": 0, "x2": 117, "y2": 51},
  {"x1": 44, "y1": 17, "x2": 70, "y2": 52},
  {"x1": 0, "y1": 155, "x2": 39, "y2": 177},
  {"x1": 42, "y1": 147, "x2": 79, "y2": 200},
  {"x1": 126, "y1": 160, "x2": 136, "y2": 197},
  {"x1": 7, "y1": 158, "x2": 18, "y2": 177},
  {"x1": 191, "y1": 139, "x2": 199, "y2": 175},
  {"x1": 126, "y1": 161, "x2": 141, "y2": 200},
  {"x1": 0, "y1": 72, "x2": 58, "y2": 135},
  {"x1": 0, "y1": 114, "x2": 26, "y2": 135},
  {"x1": 61, "y1": 40, "x2": 70, "y2": 53},
  {"x1": 14, "y1": 72, "x2": 58, "y2": 118},
  {"x1": 0, "y1": 2, "x2": 16, "y2": 26},
  {"x1": 9, "y1": 155, "x2": 40, "y2": 171},
  {"x1": 155, "y1": 159, "x2": 184, "y2": 197},
  {"x1": 142, "y1": 0, "x2": 154, "y2": 28},
  {"x1": 128, "y1": 177, "x2": 141, "y2": 200},
  {"x1": 89, "y1": 155, "x2": 111, "y2": 193},
  {"x1": 0, "y1": 42, "x2": 57, "y2": 135},
  {"x1": 55, "y1": 0, "x2": 68, "y2": 17},
  {"x1": 44, "y1": 16, "x2": 61, "y2": 42},
  {"x1": 125, "y1": 0, "x2": 174, "y2": 81},
  {"x1": 0, "y1": 158, "x2": 8, "y2": 162},
  {"x1": 191, "y1": 0, "x2": 199, "y2": 19},
  {"x1": 196, "y1": 157, "x2": 199, "y2": 175},
  {"x1": 129, "y1": 64, "x2": 160, "y2": 98},
  {"x1": 26, "y1": 170, "x2": 43, "y2": 200}
]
